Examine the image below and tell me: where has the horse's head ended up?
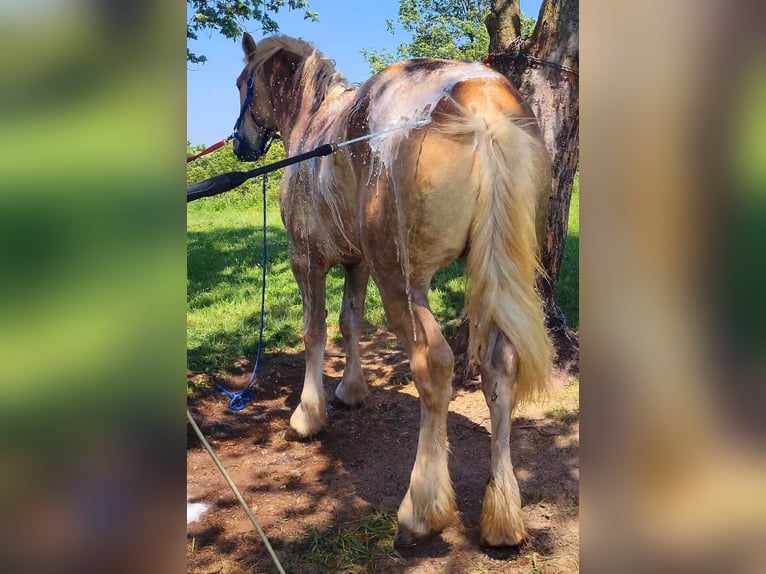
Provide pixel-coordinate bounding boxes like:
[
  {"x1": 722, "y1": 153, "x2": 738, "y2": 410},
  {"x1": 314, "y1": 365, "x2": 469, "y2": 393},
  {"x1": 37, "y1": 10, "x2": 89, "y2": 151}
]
[
  {"x1": 233, "y1": 34, "x2": 350, "y2": 162},
  {"x1": 232, "y1": 33, "x2": 281, "y2": 162}
]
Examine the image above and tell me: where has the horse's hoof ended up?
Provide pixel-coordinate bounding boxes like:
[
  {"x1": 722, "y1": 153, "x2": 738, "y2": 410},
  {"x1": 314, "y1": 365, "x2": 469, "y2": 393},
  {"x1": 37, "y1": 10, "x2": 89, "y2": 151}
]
[
  {"x1": 334, "y1": 380, "x2": 369, "y2": 408},
  {"x1": 283, "y1": 427, "x2": 320, "y2": 442},
  {"x1": 480, "y1": 474, "x2": 526, "y2": 548},
  {"x1": 393, "y1": 524, "x2": 423, "y2": 548},
  {"x1": 479, "y1": 529, "x2": 527, "y2": 549},
  {"x1": 288, "y1": 403, "x2": 326, "y2": 439}
]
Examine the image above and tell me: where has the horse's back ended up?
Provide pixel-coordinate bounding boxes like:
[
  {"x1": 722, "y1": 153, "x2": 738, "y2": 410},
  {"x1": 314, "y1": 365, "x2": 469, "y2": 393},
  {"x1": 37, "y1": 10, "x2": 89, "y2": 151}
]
[
  {"x1": 364, "y1": 58, "x2": 535, "y2": 129},
  {"x1": 351, "y1": 59, "x2": 546, "y2": 284}
]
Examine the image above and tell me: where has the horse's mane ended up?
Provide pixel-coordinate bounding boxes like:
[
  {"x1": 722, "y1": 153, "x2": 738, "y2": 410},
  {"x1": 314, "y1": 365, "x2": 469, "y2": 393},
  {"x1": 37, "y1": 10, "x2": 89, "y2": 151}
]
[{"x1": 248, "y1": 35, "x2": 350, "y2": 114}]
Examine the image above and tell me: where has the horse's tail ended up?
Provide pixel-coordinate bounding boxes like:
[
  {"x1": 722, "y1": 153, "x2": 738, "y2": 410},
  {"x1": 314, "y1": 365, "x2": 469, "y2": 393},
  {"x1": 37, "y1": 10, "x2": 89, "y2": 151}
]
[{"x1": 444, "y1": 101, "x2": 552, "y2": 404}]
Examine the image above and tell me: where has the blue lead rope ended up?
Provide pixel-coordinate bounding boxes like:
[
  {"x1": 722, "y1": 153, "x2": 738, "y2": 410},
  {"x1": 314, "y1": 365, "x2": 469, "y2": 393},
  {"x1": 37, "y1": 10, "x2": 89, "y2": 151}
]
[{"x1": 216, "y1": 173, "x2": 269, "y2": 411}]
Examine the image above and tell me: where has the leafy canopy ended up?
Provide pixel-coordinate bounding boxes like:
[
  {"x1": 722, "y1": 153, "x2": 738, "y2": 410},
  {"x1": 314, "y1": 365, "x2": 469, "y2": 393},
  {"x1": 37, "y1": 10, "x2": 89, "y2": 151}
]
[
  {"x1": 187, "y1": 0, "x2": 318, "y2": 64},
  {"x1": 362, "y1": 0, "x2": 536, "y2": 74}
]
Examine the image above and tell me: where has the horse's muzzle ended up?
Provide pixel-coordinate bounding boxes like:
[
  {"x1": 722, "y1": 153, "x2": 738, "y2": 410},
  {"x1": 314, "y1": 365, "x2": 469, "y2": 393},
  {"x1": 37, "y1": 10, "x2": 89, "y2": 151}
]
[
  {"x1": 233, "y1": 129, "x2": 277, "y2": 162},
  {"x1": 233, "y1": 137, "x2": 262, "y2": 162}
]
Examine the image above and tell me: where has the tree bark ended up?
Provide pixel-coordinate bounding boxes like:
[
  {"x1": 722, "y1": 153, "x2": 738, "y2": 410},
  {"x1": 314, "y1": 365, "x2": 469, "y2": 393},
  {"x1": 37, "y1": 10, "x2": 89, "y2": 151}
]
[
  {"x1": 487, "y1": 0, "x2": 580, "y2": 370},
  {"x1": 485, "y1": 0, "x2": 521, "y2": 54}
]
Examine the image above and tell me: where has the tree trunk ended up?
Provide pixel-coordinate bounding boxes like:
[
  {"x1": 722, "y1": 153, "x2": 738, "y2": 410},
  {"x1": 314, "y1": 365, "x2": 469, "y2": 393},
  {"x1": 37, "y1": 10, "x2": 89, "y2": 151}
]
[
  {"x1": 484, "y1": 0, "x2": 579, "y2": 370},
  {"x1": 485, "y1": 0, "x2": 522, "y2": 54}
]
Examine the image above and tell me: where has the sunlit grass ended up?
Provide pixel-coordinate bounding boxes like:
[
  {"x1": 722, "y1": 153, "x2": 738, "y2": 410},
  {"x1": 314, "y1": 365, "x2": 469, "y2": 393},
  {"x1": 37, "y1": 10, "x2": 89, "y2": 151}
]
[{"x1": 247, "y1": 511, "x2": 401, "y2": 574}]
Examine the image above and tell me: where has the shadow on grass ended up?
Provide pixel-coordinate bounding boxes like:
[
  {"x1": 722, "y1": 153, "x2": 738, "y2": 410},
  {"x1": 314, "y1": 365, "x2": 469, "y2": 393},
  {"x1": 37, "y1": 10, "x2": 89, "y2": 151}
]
[
  {"x1": 556, "y1": 230, "x2": 579, "y2": 331},
  {"x1": 188, "y1": 224, "x2": 339, "y2": 373},
  {"x1": 187, "y1": 224, "x2": 291, "y2": 305}
]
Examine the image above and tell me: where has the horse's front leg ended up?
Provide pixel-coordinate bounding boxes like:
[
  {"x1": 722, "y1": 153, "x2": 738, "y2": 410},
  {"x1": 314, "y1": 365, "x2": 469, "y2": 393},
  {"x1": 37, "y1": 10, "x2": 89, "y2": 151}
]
[
  {"x1": 334, "y1": 262, "x2": 370, "y2": 407},
  {"x1": 287, "y1": 250, "x2": 330, "y2": 439}
]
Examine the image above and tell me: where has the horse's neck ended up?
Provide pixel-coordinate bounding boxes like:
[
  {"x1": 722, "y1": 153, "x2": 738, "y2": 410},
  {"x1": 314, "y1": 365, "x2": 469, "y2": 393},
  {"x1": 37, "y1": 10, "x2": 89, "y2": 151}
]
[
  {"x1": 279, "y1": 116, "x2": 313, "y2": 155},
  {"x1": 282, "y1": 85, "x2": 355, "y2": 154}
]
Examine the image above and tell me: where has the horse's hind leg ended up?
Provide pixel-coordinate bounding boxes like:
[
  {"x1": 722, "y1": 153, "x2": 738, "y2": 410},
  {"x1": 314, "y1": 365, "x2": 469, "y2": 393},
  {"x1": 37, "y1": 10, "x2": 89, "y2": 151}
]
[
  {"x1": 376, "y1": 283, "x2": 457, "y2": 545},
  {"x1": 287, "y1": 251, "x2": 330, "y2": 439},
  {"x1": 334, "y1": 262, "x2": 370, "y2": 407},
  {"x1": 479, "y1": 326, "x2": 526, "y2": 547}
]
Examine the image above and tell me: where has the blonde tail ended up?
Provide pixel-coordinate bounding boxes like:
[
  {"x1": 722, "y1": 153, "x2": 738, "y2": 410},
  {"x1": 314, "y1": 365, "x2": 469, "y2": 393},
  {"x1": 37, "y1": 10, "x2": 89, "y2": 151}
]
[{"x1": 445, "y1": 104, "x2": 552, "y2": 404}]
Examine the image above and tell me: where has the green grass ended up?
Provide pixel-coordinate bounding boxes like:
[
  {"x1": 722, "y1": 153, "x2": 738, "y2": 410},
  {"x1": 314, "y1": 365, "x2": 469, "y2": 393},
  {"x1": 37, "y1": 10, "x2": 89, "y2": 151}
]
[
  {"x1": 549, "y1": 405, "x2": 579, "y2": 425},
  {"x1": 187, "y1": 145, "x2": 580, "y2": 373},
  {"x1": 271, "y1": 511, "x2": 401, "y2": 573},
  {"x1": 556, "y1": 174, "x2": 579, "y2": 330}
]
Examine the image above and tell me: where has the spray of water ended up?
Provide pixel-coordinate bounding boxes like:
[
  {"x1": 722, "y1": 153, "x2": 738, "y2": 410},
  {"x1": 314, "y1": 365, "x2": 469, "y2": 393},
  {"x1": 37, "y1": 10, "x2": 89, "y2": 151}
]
[{"x1": 333, "y1": 119, "x2": 430, "y2": 150}]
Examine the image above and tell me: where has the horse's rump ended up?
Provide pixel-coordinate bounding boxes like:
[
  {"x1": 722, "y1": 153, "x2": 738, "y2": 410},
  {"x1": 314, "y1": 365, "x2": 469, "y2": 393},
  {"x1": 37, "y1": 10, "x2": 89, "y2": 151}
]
[{"x1": 344, "y1": 59, "x2": 548, "y2": 264}]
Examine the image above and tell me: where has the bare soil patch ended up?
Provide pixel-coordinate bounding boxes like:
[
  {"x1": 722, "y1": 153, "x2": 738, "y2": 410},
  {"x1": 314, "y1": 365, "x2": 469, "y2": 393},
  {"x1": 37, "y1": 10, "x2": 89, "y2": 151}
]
[{"x1": 187, "y1": 330, "x2": 579, "y2": 573}]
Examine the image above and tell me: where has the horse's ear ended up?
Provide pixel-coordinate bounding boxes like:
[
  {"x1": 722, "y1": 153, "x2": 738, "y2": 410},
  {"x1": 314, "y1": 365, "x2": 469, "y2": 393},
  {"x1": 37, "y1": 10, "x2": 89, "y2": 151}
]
[{"x1": 242, "y1": 33, "x2": 257, "y2": 60}]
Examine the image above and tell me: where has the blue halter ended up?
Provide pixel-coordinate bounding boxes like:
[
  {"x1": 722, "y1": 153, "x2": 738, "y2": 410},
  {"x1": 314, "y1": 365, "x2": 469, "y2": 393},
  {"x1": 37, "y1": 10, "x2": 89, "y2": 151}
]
[
  {"x1": 232, "y1": 68, "x2": 277, "y2": 157},
  {"x1": 232, "y1": 69, "x2": 256, "y2": 143}
]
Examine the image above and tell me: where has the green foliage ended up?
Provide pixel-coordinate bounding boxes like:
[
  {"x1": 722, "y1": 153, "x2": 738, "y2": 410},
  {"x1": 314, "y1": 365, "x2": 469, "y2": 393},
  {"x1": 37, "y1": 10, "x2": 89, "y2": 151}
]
[
  {"x1": 187, "y1": 0, "x2": 318, "y2": 64},
  {"x1": 521, "y1": 12, "x2": 537, "y2": 37},
  {"x1": 358, "y1": 47, "x2": 397, "y2": 75},
  {"x1": 401, "y1": 0, "x2": 490, "y2": 64},
  {"x1": 362, "y1": 0, "x2": 537, "y2": 74}
]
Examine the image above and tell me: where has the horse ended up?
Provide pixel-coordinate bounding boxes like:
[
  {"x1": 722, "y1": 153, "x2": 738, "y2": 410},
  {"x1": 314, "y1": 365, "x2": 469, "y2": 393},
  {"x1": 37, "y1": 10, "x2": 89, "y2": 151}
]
[{"x1": 232, "y1": 33, "x2": 552, "y2": 548}]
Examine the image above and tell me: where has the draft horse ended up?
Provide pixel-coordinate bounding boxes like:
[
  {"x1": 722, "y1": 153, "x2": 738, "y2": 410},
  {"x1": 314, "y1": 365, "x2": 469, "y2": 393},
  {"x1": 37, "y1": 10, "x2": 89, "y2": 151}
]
[{"x1": 232, "y1": 33, "x2": 552, "y2": 547}]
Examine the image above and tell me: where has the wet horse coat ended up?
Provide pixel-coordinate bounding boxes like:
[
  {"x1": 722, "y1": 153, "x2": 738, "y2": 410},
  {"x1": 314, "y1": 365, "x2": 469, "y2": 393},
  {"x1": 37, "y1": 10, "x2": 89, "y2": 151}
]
[{"x1": 233, "y1": 34, "x2": 552, "y2": 547}]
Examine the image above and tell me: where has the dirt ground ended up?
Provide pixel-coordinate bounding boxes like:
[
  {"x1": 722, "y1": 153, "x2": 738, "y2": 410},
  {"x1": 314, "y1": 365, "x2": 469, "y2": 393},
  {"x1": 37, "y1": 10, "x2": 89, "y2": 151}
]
[{"x1": 187, "y1": 330, "x2": 579, "y2": 573}]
